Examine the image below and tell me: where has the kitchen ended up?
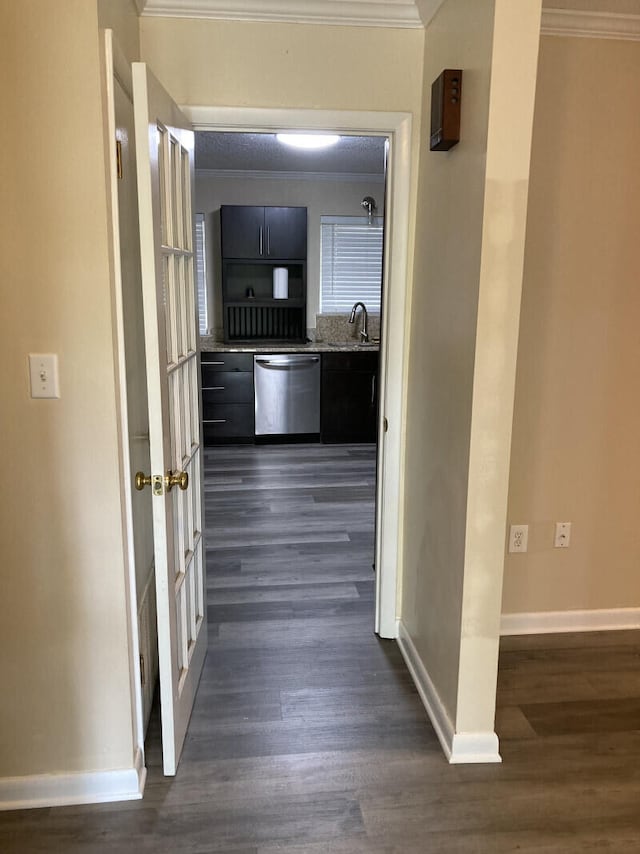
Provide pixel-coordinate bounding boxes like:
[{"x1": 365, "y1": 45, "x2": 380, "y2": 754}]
[
  {"x1": 191, "y1": 132, "x2": 394, "y2": 727},
  {"x1": 195, "y1": 130, "x2": 387, "y2": 447}
]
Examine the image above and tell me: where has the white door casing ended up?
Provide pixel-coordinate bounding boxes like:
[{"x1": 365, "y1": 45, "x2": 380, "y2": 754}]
[
  {"x1": 100, "y1": 28, "x2": 147, "y2": 788},
  {"x1": 184, "y1": 106, "x2": 412, "y2": 639},
  {"x1": 112, "y1": 51, "x2": 158, "y2": 737},
  {"x1": 133, "y1": 63, "x2": 207, "y2": 776}
]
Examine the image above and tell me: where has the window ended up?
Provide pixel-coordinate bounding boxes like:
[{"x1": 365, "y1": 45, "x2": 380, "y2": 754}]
[
  {"x1": 195, "y1": 213, "x2": 208, "y2": 336},
  {"x1": 320, "y1": 215, "x2": 384, "y2": 314}
]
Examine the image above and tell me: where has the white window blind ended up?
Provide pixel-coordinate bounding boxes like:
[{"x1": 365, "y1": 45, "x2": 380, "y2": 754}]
[
  {"x1": 320, "y1": 215, "x2": 383, "y2": 314},
  {"x1": 195, "y1": 213, "x2": 208, "y2": 336}
]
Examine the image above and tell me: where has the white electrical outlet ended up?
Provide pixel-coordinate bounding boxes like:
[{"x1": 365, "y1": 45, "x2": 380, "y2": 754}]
[
  {"x1": 509, "y1": 524, "x2": 528, "y2": 553},
  {"x1": 29, "y1": 353, "x2": 60, "y2": 399},
  {"x1": 554, "y1": 521, "x2": 571, "y2": 548}
]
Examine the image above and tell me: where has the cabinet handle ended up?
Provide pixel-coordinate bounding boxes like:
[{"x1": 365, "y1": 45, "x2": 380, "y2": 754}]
[
  {"x1": 202, "y1": 386, "x2": 225, "y2": 391},
  {"x1": 371, "y1": 374, "x2": 376, "y2": 406},
  {"x1": 203, "y1": 419, "x2": 227, "y2": 424},
  {"x1": 267, "y1": 226, "x2": 271, "y2": 256},
  {"x1": 203, "y1": 360, "x2": 225, "y2": 366},
  {"x1": 259, "y1": 226, "x2": 264, "y2": 256}
]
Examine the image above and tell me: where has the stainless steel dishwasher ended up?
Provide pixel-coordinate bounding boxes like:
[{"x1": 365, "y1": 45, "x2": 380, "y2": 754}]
[{"x1": 254, "y1": 354, "x2": 320, "y2": 437}]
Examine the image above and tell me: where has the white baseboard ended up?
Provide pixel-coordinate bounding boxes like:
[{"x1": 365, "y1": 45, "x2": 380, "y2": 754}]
[
  {"x1": 450, "y1": 731, "x2": 501, "y2": 764},
  {"x1": 396, "y1": 621, "x2": 501, "y2": 765},
  {"x1": 501, "y1": 608, "x2": 640, "y2": 636},
  {"x1": 0, "y1": 748, "x2": 146, "y2": 811}
]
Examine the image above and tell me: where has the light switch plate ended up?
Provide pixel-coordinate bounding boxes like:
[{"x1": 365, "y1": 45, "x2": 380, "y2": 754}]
[
  {"x1": 554, "y1": 521, "x2": 571, "y2": 548},
  {"x1": 29, "y1": 353, "x2": 60, "y2": 399}
]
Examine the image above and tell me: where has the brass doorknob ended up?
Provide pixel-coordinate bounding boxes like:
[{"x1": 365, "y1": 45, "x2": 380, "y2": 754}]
[
  {"x1": 135, "y1": 471, "x2": 152, "y2": 491},
  {"x1": 166, "y1": 470, "x2": 188, "y2": 492}
]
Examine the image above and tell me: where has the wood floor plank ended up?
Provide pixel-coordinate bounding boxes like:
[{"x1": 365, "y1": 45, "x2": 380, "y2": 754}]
[
  {"x1": 520, "y1": 696, "x2": 640, "y2": 736},
  {"x1": 3, "y1": 443, "x2": 640, "y2": 851}
]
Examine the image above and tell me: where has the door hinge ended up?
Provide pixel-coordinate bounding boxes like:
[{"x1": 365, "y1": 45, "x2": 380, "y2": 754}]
[
  {"x1": 116, "y1": 140, "x2": 123, "y2": 179},
  {"x1": 139, "y1": 653, "x2": 146, "y2": 686}
]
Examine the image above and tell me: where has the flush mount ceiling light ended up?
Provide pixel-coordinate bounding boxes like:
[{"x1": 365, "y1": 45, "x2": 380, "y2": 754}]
[{"x1": 276, "y1": 133, "x2": 341, "y2": 150}]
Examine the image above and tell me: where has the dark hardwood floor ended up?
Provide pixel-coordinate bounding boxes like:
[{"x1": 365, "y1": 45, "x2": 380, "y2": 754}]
[{"x1": 2, "y1": 442, "x2": 640, "y2": 852}]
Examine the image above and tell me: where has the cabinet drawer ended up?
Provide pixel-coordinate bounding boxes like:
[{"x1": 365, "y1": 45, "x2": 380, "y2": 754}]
[
  {"x1": 202, "y1": 404, "x2": 254, "y2": 440},
  {"x1": 201, "y1": 370, "x2": 253, "y2": 403},
  {"x1": 200, "y1": 352, "x2": 253, "y2": 372}
]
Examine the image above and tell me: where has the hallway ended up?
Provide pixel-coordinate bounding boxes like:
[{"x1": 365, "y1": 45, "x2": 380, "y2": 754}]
[
  {"x1": 184, "y1": 443, "x2": 433, "y2": 763},
  {"x1": 2, "y1": 443, "x2": 640, "y2": 851}
]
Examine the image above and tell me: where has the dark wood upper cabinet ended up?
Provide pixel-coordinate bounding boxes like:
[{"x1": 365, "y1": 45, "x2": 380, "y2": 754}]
[
  {"x1": 221, "y1": 205, "x2": 307, "y2": 260},
  {"x1": 220, "y1": 206, "x2": 265, "y2": 258},
  {"x1": 264, "y1": 207, "x2": 307, "y2": 259},
  {"x1": 220, "y1": 205, "x2": 308, "y2": 342}
]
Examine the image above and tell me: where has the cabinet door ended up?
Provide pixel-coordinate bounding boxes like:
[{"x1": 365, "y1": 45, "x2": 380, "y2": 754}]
[
  {"x1": 221, "y1": 206, "x2": 265, "y2": 259},
  {"x1": 321, "y1": 365, "x2": 378, "y2": 443},
  {"x1": 265, "y1": 207, "x2": 307, "y2": 259}
]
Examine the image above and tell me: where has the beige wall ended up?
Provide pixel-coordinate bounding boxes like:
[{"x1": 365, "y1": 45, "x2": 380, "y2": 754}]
[
  {"x1": 98, "y1": 0, "x2": 140, "y2": 61},
  {"x1": 0, "y1": 1, "x2": 135, "y2": 777},
  {"x1": 503, "y1": 36, "x2": 640, "y2": 615},
  {"x1": 140, "y1": 17, "x2": 423, "y2": 115},
  {"x1": 402, "y1": 0, "x2": 496, "y2": 722},
  {"x1": 455, "y1": 0, "x2": 541, "y2": 732},
  {"x1": 195, "y1": 171, "x2": 385, "y2": 333},
  {"x1": 401, "y1": 0, "x2": 541, "y2": 736}
]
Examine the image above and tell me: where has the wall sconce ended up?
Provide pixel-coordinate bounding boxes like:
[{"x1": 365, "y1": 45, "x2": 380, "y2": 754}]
[{"x1": 361, "y1": 196, "x2": 377, "y2": 224}]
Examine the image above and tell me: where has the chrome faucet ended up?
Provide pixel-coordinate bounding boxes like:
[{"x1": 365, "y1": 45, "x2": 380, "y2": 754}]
[{"x1": 349, "y1": 302, "x2": 369, "y2": 343}]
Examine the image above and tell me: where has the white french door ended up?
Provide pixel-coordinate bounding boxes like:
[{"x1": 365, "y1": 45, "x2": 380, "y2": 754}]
[{"x1": 132, "y1": 63, "x2": 207, "y2": 775}]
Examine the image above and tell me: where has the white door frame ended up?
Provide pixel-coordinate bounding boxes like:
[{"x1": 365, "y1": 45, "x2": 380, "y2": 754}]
[
  {"x1": 184, "y1": 106, "x2": 412, "y2": 638},
  {"x1": 101, "y1": 29, "x2": 146, "y2": 788}
]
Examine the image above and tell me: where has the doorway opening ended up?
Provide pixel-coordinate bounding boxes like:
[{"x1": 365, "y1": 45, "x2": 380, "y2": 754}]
[
  {"x1": 167, "y1": 118, "x2": 410, "y2": 774},
  {"x1": 186, "y1": 105, "x2": 413, "y2": 646},
  {"x1": 194, "y1": 128, "x2": 388, "y2": 720},
  {"x1": 115, "y1": 89, "x2": 413, "y2": 775}
]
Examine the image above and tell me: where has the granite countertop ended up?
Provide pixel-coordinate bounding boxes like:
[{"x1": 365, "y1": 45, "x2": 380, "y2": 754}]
[{"x1": 199, "y1": 337, "x2": 379, "y2": 354}]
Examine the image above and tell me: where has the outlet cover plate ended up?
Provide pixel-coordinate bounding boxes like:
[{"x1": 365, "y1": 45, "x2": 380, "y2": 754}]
[{"x1": 509, "y1": 524, "x2": 528, "y2": 554}]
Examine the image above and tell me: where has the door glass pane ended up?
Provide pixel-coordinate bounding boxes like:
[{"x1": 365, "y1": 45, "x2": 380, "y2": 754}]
[
  {"x1": 170, "y1": 137, "x2": 179, "y2": 248},
  {"x1": 158, "y1": 125, "x2": 168, "y2": 246},
  {"x1": 181, "y1": 147, "x2": 192, "y2": 251}
]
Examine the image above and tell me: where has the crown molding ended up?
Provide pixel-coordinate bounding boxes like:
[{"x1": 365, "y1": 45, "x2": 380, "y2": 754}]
[
  {"x1": 195, "y1": 168, "x2": 385, "y2": 183},
  {"x1": 413, "y1": 0, "x2": 446, "y2": 28},
  {"x1": 130, "y1": 1, "x2": 640, "y2": 40},
  {"x1": 541, "y1": 9, "x2": 640, "y2": 41},
  {"x1": 139, "y1": 0, "x2": 423, "y2": 28}
]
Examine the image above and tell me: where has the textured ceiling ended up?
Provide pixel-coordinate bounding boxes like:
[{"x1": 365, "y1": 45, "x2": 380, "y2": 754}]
[{"x1": 195, "y1": 132, "x2": 387, "y2": 174}]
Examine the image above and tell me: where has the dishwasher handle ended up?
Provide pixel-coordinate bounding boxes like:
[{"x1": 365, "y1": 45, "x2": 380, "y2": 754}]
[{"x1": 255, "y1": 356, "x2": 320, "y2": 369}]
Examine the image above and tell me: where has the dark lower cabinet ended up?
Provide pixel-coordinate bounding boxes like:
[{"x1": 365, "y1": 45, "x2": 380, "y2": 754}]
[
  {"x1": 321, "y1": 352, "x2": 379, "y2": 443},
  {"x1": 201, "y1": 349, "x2": 380, "y2": 445},
  {"x1": 201, "y1": 351, "x2": 254, "y2": 444}
]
